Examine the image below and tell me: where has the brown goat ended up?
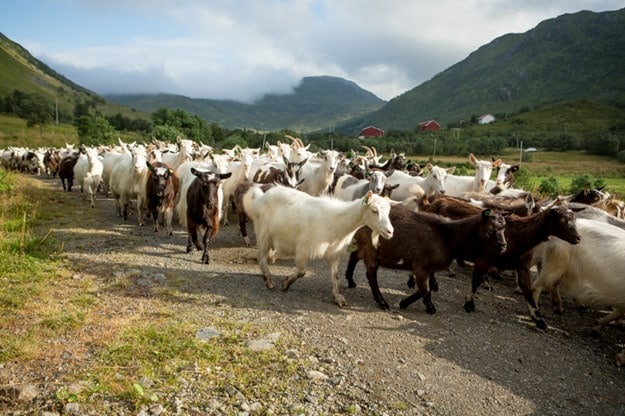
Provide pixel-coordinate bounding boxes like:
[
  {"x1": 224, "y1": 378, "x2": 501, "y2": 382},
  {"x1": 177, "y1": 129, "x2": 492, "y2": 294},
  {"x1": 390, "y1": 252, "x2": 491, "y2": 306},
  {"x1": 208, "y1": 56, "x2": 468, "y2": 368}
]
[
  {"x1": 186, "y1": 168, "x2": 232, "y2": 264},
  {"x1": 345, "y1": 205, "x2": 507, "y2": 311},
  {"x1": 463, "y1": 206, "x2": 580, "y2": 329},
  {"x1": 145, "y1": 161, "x2": 180, "y2": 235}
]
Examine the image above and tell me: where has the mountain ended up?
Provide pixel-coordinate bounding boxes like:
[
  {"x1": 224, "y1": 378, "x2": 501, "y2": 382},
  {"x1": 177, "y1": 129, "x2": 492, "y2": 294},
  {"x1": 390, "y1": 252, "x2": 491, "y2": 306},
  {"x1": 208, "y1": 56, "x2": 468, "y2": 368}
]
[
  {"x1": 0, "y1": 32, "x2": 143, "y2": 120},
  {"x1": 344, "y1": 8, "x2": 625, "y2": 133},
  {"x1": 106, "y1": 76, "x2": 386, "y2": 132}
]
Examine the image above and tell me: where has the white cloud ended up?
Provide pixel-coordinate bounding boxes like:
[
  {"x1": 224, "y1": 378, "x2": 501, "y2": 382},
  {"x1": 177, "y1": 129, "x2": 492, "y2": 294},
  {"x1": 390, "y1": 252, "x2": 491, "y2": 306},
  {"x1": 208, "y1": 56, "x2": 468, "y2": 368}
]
[{"x1": 23, "y1": 0, "x2": 625, "y2": 101}]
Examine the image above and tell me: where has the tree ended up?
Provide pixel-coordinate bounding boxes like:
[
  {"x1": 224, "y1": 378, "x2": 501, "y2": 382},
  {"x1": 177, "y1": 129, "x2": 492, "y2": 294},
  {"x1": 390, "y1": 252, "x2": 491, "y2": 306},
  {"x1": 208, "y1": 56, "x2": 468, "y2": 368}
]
[
  {"x1": 75, "y1": 115, "x2": 115, "y2": 146},
  {"x1": 18, "y1": 93, "x2": 54, "y2": 137}
]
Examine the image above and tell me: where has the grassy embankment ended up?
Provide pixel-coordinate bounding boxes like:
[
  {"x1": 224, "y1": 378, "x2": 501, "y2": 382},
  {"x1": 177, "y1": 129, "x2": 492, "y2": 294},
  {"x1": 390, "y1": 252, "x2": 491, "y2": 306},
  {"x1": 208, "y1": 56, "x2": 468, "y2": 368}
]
[{"x1": 0, "y1": 170, "x2": 304, "y2": 412}]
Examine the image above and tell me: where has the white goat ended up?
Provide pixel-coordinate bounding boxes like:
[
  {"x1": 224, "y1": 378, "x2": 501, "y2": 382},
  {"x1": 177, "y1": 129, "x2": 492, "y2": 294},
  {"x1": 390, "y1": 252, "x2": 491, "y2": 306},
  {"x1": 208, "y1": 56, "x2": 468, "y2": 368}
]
[
  {"x1": 445, "y1": 154, "x2": 501, "y2": 197},
  {"x1": 385, "y1": 163, "x2": 453, "y2": 201},
  {"x1": 297, "y1": 150, "x2": 341, "y2": 196},
  {"x1": 162, "y1": 137, "x2": 195, "y2": 170},
  {"x1": 531, "y1": 218, "x2": 625, "y2": 333},
  {"x1": 73, "y1": 146, "x2": 103, "y2": 208},
  {"x1": 333, "y1": 170, "x2": 388, "y2": 201},
  {"x1": 108, "y1": 144, "x2": 149, "y2": 223},
  {"x1": 250, "y1": 187, "x2": 394, "y2": 306}
]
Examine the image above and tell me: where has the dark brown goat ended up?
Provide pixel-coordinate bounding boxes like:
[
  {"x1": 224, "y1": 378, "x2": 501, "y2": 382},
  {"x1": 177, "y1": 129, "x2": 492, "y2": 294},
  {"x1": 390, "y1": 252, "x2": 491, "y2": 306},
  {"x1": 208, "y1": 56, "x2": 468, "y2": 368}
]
[
  {"x1": 345, "y1": 205, "x2": 507, "y2": 312},
  {"x1": 145, "y1": 161, "x2": 180, "y2": 235},
  {"x1": 186, "y1": 168, "x2": 232, "y2": 264},
  {"x1": 462, "y1": 206, "x2": 580, "y2": 329},
  {"x1": 58, "y1": 153, "x2": 79, "y2": 191},
  {"x1": 44, "y1": 149, "x2": 60, "y2": 178}
]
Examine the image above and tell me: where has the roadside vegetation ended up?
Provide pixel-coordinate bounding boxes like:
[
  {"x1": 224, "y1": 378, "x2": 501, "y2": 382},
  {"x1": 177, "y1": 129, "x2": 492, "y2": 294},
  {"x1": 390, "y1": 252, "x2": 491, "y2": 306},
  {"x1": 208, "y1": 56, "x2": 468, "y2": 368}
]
[{"x1": 0, "y1": 170, "x2": 309, "y2": 413}]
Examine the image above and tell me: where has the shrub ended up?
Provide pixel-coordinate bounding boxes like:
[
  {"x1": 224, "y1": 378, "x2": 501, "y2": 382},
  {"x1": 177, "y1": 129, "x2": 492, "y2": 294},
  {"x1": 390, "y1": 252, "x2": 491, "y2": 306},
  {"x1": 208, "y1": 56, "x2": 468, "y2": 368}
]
[
  {"x1": 617, "y1": 149, "x2": 625, "y2": 163},
  {"x1": 538, "y1": 176, "x2": 561, "y2": 197},
  {"x1": 569, "y1": 174, "x2": 605, "y2": 194}
]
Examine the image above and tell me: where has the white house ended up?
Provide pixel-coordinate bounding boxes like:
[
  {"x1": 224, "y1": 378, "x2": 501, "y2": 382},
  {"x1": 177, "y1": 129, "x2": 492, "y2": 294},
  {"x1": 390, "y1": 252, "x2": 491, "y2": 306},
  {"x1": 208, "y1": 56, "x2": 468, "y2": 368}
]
[{"x1": 477, "y1": 114, "x2": 495, "y2": 125}]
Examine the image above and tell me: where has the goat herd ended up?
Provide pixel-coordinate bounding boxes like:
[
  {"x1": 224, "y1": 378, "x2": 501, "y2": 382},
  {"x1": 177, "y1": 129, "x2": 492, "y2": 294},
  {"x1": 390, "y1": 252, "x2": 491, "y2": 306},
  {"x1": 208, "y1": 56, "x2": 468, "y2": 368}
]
[{"x1": 3, "y1": 136, "x2": 625, "y2": 364}]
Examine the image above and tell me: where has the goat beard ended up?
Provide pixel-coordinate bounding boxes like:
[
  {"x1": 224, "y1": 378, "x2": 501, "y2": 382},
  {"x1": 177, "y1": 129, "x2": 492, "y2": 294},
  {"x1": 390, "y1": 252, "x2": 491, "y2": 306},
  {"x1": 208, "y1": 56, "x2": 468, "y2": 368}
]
[{"x1": 370, "y1": 232, "x2": 380, "y2": 249}]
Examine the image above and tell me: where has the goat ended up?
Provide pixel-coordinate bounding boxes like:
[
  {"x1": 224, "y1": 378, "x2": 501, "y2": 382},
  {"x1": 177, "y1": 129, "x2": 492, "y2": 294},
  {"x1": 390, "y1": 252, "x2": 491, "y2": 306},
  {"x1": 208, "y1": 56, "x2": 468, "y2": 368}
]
[
  {"x1": 445, "y1": 154, "x2": 501, "y2": 196},
  {"x1": 162, "y1": 137, "x2": 195, "y2": 170},
  {"x1": 462, "y1": 206, "x2": 580, "y2": 329},
  {"x1": 345, "y1": 206, "x2": 507, "y2": 311},
  {"x1": 145, "y1": 161, "x2": 180, "y2": 235},
  {"x1": 108, "y1": 143, "x2": 149, "y2": 222},
  {"x1": 333, "y1": 170, "x2": 388, "y2": 201},
  {"x1": 185, "y1": 168, "x2": 232, "y2": 264},
  {"x1": 233, "y1": 160, "x2": 307, "y2": 247},
  {"x1": 43, "y1": 148, "x2": 60, "y2": 178},
  {"x1": 251, "y1": 187, "x2": 394, "y2": 306},
  {"x1": 252, "y1": 157, "x2": 307, "y2": 188},
  {"x1": 488, "y1": 160, "x2": 519, "y2": 193},
  {"x1": 73, "y1": 146, "x2": 104, "y2": 208},
  {"x1": 385, "y1": 163, "x2": 453, "y2": 201},
  {"x1": 531, "y1": 219, "x2": 625, "y2": 334},
  {"x1": 297, "y1": 150, "x2": 341, "y2": 196},
  {"x1": 58, "y1": 153, "x2": 79, "y2": 191}
]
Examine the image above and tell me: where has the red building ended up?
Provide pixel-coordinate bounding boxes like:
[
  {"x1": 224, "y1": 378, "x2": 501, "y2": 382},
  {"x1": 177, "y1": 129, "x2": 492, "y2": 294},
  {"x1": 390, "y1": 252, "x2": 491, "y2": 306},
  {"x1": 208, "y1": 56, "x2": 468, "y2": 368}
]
[
  {"x1": 418, "y1": 120, "x2": 441, "y2": 132},
  {"x1": 359, "y1": 126, "x2": 385, "y2": 138}
]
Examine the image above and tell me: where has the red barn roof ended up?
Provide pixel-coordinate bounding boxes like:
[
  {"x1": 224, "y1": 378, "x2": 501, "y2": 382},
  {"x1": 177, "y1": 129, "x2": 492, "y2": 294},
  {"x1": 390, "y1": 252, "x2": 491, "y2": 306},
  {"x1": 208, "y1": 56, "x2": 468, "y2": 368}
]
[
  {"x1": 359, "y1": 126, "x2": 385, "y2": 138},
  {"x1": 418, "y1": 120, "x2": 440, "y2": 131}
]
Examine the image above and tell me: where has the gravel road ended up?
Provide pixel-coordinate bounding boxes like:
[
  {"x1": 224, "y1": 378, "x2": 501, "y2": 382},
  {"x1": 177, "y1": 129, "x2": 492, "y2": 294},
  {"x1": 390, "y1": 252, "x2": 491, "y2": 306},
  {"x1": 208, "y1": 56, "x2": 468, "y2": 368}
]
[{"x1": 4, "y1": 177, "x2": 625, "y2": 415}]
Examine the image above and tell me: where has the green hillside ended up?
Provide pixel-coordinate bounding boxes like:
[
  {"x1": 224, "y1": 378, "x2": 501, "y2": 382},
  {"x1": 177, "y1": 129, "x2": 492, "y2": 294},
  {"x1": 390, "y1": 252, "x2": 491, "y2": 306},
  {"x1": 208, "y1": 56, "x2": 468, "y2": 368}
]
[
  {"x1": 107, "y1": 76, "x2": 386, "y2": 132},
  {"x1": 349, "y1": 8, "x2": 625, "y2": 133},
  {"x1": 0, "y1": 32, "x2": 148, "y2": 121}
]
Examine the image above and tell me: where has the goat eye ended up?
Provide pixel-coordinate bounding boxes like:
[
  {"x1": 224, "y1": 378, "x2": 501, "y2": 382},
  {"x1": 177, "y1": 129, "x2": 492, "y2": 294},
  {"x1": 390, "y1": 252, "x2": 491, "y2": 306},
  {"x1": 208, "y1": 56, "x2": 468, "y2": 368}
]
[{"x1": 372, "y1": 208, "x2": 379, "y2": 214}]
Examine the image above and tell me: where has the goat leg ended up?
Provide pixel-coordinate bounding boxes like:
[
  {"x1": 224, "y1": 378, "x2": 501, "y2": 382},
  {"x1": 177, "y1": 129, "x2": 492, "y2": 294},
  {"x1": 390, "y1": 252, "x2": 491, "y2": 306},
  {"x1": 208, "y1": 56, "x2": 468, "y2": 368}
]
[
  {"x1": 201, "y1": 227, "x2": 211, "y2": 264},
  {"x1": 365, "y1": 260, "x2": 388, "y2": 310},
  {"x1": 345, "y1": 250, "x2": 360, "y2": 288}
]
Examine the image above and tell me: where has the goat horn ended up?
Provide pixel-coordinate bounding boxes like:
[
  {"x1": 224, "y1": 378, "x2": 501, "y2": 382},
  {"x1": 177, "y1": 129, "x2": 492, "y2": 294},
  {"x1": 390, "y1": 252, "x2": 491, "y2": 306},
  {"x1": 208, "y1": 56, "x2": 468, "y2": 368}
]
[
  {"x1": 362, "y1": 145, "x2": 374, "y2": 157},
  {"x1": 285, "y1": 135, "x2": 302, "y2": 148}
]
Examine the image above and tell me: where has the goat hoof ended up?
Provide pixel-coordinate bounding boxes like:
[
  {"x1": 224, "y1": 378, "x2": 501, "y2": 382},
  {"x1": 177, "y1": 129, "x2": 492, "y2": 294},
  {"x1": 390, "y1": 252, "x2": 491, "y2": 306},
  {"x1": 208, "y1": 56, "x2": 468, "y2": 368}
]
[
  {"x1": 535, "y1": 319, "x2": 547, "y2": 330},
  {"x1": 553, "y1": 308, "x2": 563, "y2": 316},
  {"x1": 426, "y1": 305, "x2": 436, "y2": 314},
  {"x1": 334, "y1": 295, "x2": 347, "y2": 308},
  {"x1": 406, "y1": 275, "x2": 415, "y2": 289},
  {"x1": 186, "y1": 245, "x2": 193, "y2": 253},
  {"x1": 377, "y1": 301, "x2": 390, "y2": 310},
  {"x1": 590, "y1": 327, "x2": 601, "y2": 338},
  {"x1": 201, "y1": 256, "x2": 209, "y2": 264},
  {"x1": 347, "y1": 281, "x2": 357, "y2": 289},
  {"x1": 464, "y1": 300, "x2": 475, "y2": 313},
  {"x1": 398, "y1": 299, "x2": 411, "y2": 309}
]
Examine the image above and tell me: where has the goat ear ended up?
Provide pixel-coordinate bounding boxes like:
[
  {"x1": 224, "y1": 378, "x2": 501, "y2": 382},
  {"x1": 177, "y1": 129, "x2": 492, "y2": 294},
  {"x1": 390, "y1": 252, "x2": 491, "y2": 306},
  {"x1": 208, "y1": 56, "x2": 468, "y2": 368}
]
[
  {"x1": 219, "y1": 172, "x2": 233, "y2": 180},
  {"x1": 510, "y1": 165, "x2": 519, "y2": 173},
  {"x1": 446, "y1": 167, "x2": 456, "y2": 174},
  {"x1": 492, "y1": 159, "x2": 502, "y2": 168},
  {"x1": 363, "y1": 190, "x2": 373, "y2": 205},
  {"x1": 146, "y1": 161, "x2": 154, "y2": 172},
  {"x1": 469, "y1": 153, "x2": 478, "y2": 165}
]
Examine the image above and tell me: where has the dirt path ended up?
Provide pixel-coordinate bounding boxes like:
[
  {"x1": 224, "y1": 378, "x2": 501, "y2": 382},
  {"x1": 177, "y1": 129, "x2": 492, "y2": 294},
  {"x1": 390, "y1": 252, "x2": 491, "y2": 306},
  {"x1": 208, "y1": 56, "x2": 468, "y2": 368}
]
[{"x1": 9, "y1": 177, "x2": 625, "y2": 415}]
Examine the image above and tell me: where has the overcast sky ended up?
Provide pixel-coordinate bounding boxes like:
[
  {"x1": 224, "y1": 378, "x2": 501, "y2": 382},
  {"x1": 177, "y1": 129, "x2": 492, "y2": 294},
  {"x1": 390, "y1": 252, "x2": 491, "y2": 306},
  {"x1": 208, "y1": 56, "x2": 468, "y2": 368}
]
[{"x1": 2, "y1": 0, "x2": 623, "y2": 102}]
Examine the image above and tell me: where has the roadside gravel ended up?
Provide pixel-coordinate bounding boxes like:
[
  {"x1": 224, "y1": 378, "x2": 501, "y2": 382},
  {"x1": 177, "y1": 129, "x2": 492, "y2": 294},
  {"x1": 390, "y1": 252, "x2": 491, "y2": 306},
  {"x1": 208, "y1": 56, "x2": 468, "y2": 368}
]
[{"x1": 2, "y1": 177, "x2": 625, "y2": 415}]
